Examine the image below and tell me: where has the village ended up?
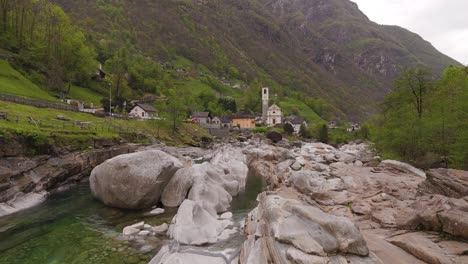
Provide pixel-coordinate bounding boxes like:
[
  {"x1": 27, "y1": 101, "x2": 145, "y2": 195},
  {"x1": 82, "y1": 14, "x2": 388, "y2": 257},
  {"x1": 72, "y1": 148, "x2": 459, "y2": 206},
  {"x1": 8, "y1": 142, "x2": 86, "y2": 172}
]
[{"x1": 64, "y1": 83, "x2": 360, "y2": 135}]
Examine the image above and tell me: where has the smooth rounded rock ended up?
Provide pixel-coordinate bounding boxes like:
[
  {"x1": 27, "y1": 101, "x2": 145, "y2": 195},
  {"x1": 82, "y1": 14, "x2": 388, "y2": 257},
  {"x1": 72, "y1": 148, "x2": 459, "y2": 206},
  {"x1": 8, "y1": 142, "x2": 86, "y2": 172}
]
[{"x1": 90, "y1": 150, "x2": 183, "y2": 209}]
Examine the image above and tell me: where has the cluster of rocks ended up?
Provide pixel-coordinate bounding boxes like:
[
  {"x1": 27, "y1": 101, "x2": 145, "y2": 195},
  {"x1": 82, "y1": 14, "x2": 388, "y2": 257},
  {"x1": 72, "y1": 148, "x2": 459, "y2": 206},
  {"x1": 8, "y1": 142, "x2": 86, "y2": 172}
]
[
  {"x1": 240, "y1": 140, "x2": 468, "y2": 264},
  {"x1": 89, "y1": 143, "x2": 250, "y2": 263},
  {"x1": 118, "y1": 221, "x2": 169, "y2": 254},
  {"x1": 86, "y1": 137, "x2": 468, "y2": 264},
  {"x1": 122, "y1": 221, "x2": 169, "y2": 238}
]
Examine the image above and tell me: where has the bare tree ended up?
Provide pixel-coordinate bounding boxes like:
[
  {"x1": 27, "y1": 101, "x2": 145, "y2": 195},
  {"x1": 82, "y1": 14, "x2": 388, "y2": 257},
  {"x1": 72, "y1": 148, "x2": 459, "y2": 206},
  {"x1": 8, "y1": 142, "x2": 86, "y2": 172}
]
[{"x1": 396, "y1": 67, "x2": 433, "y2": 118}]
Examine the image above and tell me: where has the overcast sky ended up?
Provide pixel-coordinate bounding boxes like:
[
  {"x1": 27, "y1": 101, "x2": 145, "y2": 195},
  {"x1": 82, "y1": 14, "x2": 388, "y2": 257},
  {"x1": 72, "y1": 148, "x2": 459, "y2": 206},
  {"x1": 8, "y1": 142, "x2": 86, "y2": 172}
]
[{"x1": 352, "y1": 0, "x2": 468, "y2": 64}]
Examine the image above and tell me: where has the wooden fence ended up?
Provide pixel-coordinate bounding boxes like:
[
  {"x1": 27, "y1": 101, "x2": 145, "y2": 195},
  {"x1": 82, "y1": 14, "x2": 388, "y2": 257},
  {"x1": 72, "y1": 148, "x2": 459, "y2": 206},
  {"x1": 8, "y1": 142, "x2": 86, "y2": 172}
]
[
  {"x1": 0, "y1": 94, "x2": 78, "y2": 112},
  {"x1": 0, "y1": 112, "x2": 138, "y2": 135}
]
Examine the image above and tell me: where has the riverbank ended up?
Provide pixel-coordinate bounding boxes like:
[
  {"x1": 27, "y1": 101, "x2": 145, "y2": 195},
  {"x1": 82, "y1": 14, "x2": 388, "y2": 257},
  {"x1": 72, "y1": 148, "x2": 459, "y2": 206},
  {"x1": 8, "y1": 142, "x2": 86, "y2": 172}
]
[
  {"x1": 0, "y1": 141, "x2": 140, "y2": 217},
  {"x1": 142, "y1": 138, "x2": 467, "y2": 263},
  {"x1": 1, "y1": 136, "x2": 467, "y2": 264}
]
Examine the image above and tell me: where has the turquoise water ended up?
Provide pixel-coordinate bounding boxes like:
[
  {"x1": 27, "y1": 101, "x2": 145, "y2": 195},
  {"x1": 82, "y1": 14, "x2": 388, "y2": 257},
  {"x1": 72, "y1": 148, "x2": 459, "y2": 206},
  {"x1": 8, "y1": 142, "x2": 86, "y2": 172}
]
[
  {"x1": 0, "y1": 183, "x2": 175, "y2": 264},
  {"x1": 0, "y1": 173, "x2": 266, "y2": 264}
]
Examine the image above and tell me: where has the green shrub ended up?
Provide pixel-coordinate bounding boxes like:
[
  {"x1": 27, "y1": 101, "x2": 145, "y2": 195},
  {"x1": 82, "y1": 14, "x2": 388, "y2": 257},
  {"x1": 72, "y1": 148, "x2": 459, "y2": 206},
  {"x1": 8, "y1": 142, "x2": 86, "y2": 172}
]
[
  {"x1": 253, "y1": 127, "x2": 267, "y2": 133},
  {"x1": 283, "y1": 123, "x2": 294, "y2": 135}
]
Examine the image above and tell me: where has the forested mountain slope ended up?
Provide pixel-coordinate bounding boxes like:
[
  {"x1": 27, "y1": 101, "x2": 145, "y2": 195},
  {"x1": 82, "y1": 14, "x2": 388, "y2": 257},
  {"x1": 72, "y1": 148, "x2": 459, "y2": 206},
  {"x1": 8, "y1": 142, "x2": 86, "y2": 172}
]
[{"x1": 51, "y1": 0, "x2": 460, "y2": 119}]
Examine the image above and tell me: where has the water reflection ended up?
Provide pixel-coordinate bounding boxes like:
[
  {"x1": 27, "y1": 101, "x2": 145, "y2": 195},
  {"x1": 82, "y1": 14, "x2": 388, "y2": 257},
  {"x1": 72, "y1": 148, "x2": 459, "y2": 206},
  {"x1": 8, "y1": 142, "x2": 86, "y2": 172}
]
[{"x1": 0, "y1": 172, "x2": 265, "y2": 264}]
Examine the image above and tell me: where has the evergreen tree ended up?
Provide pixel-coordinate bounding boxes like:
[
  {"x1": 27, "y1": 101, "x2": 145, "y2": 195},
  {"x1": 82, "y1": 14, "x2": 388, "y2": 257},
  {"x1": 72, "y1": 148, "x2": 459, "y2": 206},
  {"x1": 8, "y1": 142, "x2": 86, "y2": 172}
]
[{"x1": 319, "y1": 124, "x2": 328, "y2": 143}]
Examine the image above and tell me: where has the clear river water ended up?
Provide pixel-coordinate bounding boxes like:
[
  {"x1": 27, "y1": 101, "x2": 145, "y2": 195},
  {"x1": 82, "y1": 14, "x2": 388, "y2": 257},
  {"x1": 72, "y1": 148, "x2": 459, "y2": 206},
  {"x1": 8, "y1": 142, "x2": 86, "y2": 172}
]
[{"x1": 0, "y1": 173, "x2": 265, "y2": 264}]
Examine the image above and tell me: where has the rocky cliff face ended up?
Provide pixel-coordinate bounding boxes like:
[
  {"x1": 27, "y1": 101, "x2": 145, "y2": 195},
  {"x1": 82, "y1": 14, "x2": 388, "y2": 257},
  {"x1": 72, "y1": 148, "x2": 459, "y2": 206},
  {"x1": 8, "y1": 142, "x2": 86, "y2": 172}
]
[
  {"x1": 53, "y1": 0, "x2": 460, "y2": 119},
  {"x1": 0, "y1": 143, "x2": 139, "y2": 217}
]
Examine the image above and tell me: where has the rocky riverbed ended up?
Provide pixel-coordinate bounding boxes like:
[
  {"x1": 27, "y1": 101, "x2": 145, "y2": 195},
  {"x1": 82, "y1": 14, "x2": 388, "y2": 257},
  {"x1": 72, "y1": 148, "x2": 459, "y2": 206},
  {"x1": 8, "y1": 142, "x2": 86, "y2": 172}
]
[
  {"x1": 0, "y1": 143, "x2": 139, "y2": 217},
  {"x1": 1, "y1": 136, "x2": 467, "y2": 263}
]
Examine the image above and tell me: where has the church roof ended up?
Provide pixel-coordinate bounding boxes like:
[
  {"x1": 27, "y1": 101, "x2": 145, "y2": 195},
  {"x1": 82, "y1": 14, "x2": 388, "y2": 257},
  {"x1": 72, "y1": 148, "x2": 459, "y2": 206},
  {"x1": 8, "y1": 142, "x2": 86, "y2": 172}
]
[{"x1": 268, "y1": 104, "x2": 281, "y2": 110}]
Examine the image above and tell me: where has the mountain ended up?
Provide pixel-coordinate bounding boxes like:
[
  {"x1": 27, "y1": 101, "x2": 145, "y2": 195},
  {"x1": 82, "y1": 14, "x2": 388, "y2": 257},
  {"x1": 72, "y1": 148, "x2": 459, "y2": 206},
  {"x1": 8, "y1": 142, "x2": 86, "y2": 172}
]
[{"x1": 52, "y1": 0, "x2": 460, "y2": 119}]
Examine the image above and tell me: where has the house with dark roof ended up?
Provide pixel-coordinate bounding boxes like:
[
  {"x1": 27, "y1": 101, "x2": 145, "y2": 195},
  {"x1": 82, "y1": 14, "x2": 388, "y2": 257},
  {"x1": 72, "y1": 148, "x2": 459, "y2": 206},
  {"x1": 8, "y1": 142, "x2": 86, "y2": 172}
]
[
  {"x1": 129, "y1": 103, "x2": 157, "y2": 120},
  {"x1": 284, "y1": 115, "x2": 308, "y2": 133},
  {"x1": 219, "y1": 116, "x2": 233, "y2": 128},
  {"x1": 191, "y1": 112, "x2": 213, "y2": 125},
  {"x1": 346, "y1": 122, "x2": 360, "y2": 132},
  {"x1": 92, "y1": 64, "x2": 107, "y2": 82}
]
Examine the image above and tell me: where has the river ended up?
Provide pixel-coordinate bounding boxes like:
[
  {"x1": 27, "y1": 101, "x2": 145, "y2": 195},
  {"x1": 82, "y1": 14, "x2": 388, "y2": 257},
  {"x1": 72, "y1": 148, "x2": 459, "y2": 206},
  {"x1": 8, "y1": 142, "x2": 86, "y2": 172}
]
[{"x1": 0, "y1": 173, "x2": 265, "y2": 264}]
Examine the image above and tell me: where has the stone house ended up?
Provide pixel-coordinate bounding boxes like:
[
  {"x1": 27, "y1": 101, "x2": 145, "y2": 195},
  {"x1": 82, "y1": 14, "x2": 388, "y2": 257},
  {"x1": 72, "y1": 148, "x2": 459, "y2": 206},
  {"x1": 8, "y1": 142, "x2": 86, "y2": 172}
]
[
  {"x1": 220, "y1": 116, "x2": 233, "y2": 128},
  {"x1": 328, "y1": 121, "x2": 338, "y2": 129},
  {"x1": 347, "y1": 123, "x2": 360, "y2": 132},
  {"x1": 285, "y1": 115, "x2": 308, "y2": 133},
  {"x1": 210, "y1": 117, "x2": 222, "y2": 128},
  {"x1": 191, "y1": 112, "x2": 213, "y2": 125},
  {"x1": 232, "y1": 113, "x2": 256, "y2": 129},
  {"x1": 129, "y1": 103, "x2": 157, "y2": 120},
  {"x1": 92, "y1": 64, "x2": 107, "y2": 82}
]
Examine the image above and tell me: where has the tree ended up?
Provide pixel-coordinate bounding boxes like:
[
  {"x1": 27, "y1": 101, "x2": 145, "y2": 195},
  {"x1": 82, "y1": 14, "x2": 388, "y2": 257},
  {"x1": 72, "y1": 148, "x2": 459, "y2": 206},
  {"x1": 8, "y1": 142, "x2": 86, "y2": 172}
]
[
  {"x1": 319, "y1": 124, "x2": 328, "y2": 144},
  {"x1": 105, "y1": 48, "x2": 130, "y2": 99},
  {"x1": 283, "y1": 123, "x2": 294, "y2": 135},
  {"x1": 0, "y1": 0, "x2": 9, "y2": 32},
  {"x1": 372, "y1": 65, "x2": 468, "y2": 169},
  {"x1": 395, "y1": 68, "x2": 433, "y2": 118},
  {"x1": 218, "y1": 97, "x2": 237, "y2": 113}
]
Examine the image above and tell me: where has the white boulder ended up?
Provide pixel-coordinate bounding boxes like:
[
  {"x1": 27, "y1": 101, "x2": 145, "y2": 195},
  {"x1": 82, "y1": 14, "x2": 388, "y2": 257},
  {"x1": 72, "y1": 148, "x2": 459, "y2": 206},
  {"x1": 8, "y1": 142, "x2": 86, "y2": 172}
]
[{"x1": 90, "y1": 150, "x2": 183, "y2": 209}]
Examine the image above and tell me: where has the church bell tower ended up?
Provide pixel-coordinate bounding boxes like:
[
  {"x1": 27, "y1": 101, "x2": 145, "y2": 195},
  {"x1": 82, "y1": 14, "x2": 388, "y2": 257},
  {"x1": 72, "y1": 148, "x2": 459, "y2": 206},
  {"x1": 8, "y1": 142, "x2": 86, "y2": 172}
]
[{"x1": 262, "y1": 87, "x2": 269, "y2": 125}]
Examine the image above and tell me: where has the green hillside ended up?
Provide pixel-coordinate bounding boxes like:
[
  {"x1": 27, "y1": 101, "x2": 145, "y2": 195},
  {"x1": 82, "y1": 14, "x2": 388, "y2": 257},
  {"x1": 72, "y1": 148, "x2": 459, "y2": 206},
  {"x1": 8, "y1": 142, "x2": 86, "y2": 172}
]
[
  {"x1": 0, "y1": 60, "x2": 57, "y2": 102},
  {"x1": 69, "y1": 86, "x2": 106, "y2": 106},
  {"x1": 0, "y1": 0, "x2": 460, "y2": 123}
]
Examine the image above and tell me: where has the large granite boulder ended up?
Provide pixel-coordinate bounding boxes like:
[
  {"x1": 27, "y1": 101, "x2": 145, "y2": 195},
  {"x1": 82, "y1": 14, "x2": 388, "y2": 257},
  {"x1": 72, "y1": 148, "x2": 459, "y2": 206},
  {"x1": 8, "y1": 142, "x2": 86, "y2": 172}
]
[
  {"x1": 187, "y1": 163, "x2": 233, "y2": 216},
  {"x1": 168, "y1": 200, "x2": 228, "y2": 245},
  {"x1": 161, "y1": 166, "x2": 196, "y2": 207},
  {"x1": 241, "y1": 190, "x2": 371, "y2": 263},
  {"x1": 211, "y1": 145, "x2": 249, "y2": 195},
  {"x1": 266, "y1": 130, "x2": 282, "y2": 143},
  {"x1": 150, "y1": 245, "x2": 237, "y2": 264},
  {"x1": 438, "y1": 210, "x2": 468, "y2": 239},
  {"x1": 90, "y1": 150, "x2": 182, "y2": 209},
  {"x1": 379, "y1": 160, "x2": 426, "y2": 178},
  {"x1": 419, "y1": 168, "x2": 468, "y2": 198},
  {"x1": 388, "y1": 232, "x2": 458, "y2": 264}
]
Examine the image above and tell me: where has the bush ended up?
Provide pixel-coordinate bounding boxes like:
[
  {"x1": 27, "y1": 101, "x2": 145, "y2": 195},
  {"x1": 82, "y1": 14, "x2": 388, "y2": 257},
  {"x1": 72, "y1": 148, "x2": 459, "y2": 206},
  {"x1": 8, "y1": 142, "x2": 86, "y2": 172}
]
[
  {"x1": 283, "y1": 123, "x2": 294, "y2": 135},
  {"x1": 253, "y1": 127, "x2": 267, "y2": 134}
]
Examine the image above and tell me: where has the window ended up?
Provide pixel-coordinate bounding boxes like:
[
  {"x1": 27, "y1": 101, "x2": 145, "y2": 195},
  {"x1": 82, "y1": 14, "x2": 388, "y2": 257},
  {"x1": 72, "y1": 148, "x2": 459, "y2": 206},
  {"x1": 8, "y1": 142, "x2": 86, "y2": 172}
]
[
  {"x1": 273, "y1": 119, "x2": 276, "y2": 124},
  {"x1": 264, "y1": 89, "x2": 267, "y2": 94},
  {"x1": 142, "y1": 112, "x2": 145, "y2": 117}
]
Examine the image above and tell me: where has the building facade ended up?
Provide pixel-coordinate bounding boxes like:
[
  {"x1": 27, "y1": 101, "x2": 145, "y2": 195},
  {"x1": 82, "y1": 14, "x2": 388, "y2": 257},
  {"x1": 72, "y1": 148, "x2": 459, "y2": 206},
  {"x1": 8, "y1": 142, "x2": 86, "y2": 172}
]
[
  {"x1": 129, "y1": 103, "x2": 157, "y2": 120},
  {"x1": 284, "y1": 115, "x2": 307, "y2": 133},
  {"x1": 232, "y1": 114, "x2": 256, "y2": 129},
  {"x1": 191, "y1": 112, "x2": 212, "y2": 125},
  {"x1": 261, "y1": 87, "x2": 283, "y2": 127},
  {"x1": 267, "y1": 104, "x2": 282, "y2": 126}
]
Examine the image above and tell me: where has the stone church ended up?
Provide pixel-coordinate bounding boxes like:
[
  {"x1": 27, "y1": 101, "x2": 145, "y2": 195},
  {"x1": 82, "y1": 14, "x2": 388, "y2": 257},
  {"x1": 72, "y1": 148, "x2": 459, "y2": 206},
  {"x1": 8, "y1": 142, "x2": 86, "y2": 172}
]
[{"x1": 262, "y1": 87, "x2": 283, "y2": 126}]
